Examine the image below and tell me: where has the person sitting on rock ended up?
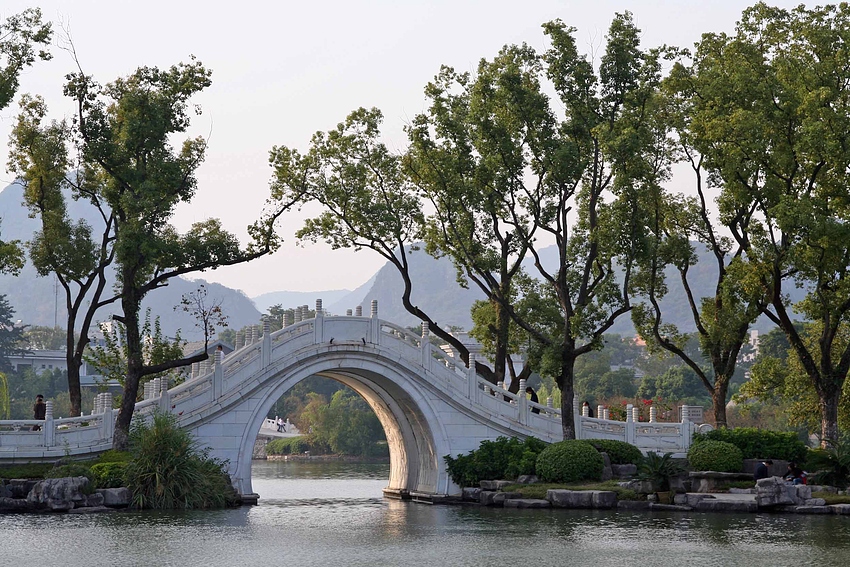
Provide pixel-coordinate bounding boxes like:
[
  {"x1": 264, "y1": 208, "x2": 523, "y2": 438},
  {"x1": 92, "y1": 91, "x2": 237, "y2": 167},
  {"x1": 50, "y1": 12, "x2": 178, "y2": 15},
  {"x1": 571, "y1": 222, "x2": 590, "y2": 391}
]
[
  {"x1": 753, "y1": 459, "x2": 773, "y2": 482},
  {"x1": 784, "y1": 462, "x2": 806, "y2": 485}
]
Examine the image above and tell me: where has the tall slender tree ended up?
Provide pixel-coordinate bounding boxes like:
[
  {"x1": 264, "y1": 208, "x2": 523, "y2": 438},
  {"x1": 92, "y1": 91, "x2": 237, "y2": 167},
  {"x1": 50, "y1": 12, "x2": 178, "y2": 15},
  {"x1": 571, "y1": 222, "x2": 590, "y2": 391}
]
[{"x1": 676, "y1": 3, "x2": 850, "y2": 443}]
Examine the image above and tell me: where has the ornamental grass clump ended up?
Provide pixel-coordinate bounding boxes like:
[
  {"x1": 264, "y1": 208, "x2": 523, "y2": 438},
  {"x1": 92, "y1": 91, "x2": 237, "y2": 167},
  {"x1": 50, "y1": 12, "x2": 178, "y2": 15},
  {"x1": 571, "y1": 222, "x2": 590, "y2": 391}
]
[
  {"x1": 124, "y1": 411, "x2": 238, "y2": 510},
  {"x1": 535, "y1": 440, "x2": 604, "y2": 483}
]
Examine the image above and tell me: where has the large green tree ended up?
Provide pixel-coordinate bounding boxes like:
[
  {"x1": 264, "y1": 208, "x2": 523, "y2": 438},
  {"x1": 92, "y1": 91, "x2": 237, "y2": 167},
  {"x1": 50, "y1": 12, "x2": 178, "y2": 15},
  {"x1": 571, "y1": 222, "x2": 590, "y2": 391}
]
[
  {"x1": 0, "y1": 7, "x2": 51, "y2": 274},
  {"x1": 677, "y1": 3, "x2": 850, "y2": 443},
  {"x1": 63, "y1": 60, "x2": 294, "y2": 449}
]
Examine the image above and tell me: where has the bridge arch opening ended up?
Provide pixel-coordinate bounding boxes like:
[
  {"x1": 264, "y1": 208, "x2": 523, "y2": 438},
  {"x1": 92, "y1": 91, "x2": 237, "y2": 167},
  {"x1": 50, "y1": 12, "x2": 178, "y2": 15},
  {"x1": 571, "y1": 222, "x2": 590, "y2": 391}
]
[{"x1": 228, "y1": 353, "x2": 453, "y2": 499}]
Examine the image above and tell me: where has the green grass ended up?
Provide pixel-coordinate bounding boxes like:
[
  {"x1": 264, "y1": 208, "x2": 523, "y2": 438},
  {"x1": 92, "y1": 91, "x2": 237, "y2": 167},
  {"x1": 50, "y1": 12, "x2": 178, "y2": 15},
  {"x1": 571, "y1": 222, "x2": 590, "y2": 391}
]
[
  {"x1": 0, "y1": 463, "x2": 54, "y2": 479},
  {"x1": 502, "y1": 480, "x2": 643, "y2": 501},
  {"x1": 813, "y1": 491, "x2": 850, "y2": 505}
]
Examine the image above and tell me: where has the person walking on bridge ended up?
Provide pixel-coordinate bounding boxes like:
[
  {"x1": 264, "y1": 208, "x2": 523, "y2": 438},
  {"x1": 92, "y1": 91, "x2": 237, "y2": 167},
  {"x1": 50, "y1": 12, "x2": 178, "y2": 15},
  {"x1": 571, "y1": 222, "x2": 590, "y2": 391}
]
[{"x1": 526, "y1": 386, "x2": 540, "y2": 414}]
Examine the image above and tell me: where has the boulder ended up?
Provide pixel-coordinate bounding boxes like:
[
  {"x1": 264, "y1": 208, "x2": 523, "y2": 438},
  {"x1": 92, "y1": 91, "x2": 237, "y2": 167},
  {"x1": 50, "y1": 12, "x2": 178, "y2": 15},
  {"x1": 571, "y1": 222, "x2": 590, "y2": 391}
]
[
  {"x1": 0, "y1": 482, "x2": 10, "y2": 498},
  {"x1": 85, "y1": 492, "x2": 105, "y2": 508},
  {"x1": 804, "y1": 498, "x2": 826, "y2": 506},
  {"x1": 462, "y1": 487, "x2": 482, "y2": 502},
  {"x1": 8, "y1": 479, "x2": 38, "y2": 499},
  {"x1": 97, "y1": 487, "x2": 132, "y2": 508},
  {"x1": 27, "y1": 477, "x2": 90, "y2": 511},
  {"x1": 479, "y1": 490, "x2": 522, "y2": 506},
  {"x1": 547, "y1": 489, "x2": 594, "y2": 509},
  {"x1": 611, "y1": 464, "x2": 638, "y2": 479},
  {"x1": 503, "y1": 499, "x2": 551, "y2": 509},
  {"x1": 592, "y1": 491, "x2": 618, "y2": 509},
  {"x1": 756, "y1": 477, "x2": 804, "y2": 507},
  {"x1": 0, "y1": 497, "x2": 28, "y2": 512},
  {"x1": 516, "y1": 475, "x2": 539, "y2": 484},
  {"x1": 830, "y1": 504, "x2": 850, "y2": 515},
  {"x1": 479, "y1": 480, "x2": 512, "y2": 491}
]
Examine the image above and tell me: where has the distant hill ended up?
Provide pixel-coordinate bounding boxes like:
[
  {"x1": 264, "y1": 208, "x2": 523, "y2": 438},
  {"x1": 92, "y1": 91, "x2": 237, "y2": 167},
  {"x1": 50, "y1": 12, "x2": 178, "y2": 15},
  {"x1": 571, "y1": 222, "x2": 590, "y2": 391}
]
[
  {"x1": 0, "y1": 182, "x2": 262, "y2": 340},
  {"x1": 334, "y1": 242, "x2": 802, "y2": 336}
]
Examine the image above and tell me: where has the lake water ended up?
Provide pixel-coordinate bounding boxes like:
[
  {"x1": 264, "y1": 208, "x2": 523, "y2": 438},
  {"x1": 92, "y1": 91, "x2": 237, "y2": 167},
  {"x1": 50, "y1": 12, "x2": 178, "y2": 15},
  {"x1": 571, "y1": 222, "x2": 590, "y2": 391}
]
[{"x1": 3, "y1": 460, "x2": 850, "y2": 567}]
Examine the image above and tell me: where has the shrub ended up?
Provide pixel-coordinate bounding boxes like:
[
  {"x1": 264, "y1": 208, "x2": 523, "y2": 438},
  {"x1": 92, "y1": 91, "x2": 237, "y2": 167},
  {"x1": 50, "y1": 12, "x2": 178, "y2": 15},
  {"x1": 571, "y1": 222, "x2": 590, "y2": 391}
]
[
  {"x1": 444, "y1": 436, "x2": 548, "y2": 487},
  {"x1": 585, "y1": 439, "x2": 644, "y2": 465},
  {"x1": 688, "y1": 440, "x2": 743, "y2": 472},
  {"x1": 124, "y1": 411, "x2": 238, "y2": 509},
  {"x1": 692, "y1": 428, "x2": 807, "y2": 462},
  {"x1": 266, "y1": 436, "x2": 309, "y2": 455},
  {"x1": 536, "y1": 440, "x2": 604, "y2": 483},
  {"x1": 90, "y1": 462, "x2": 128, "y2": 489}
]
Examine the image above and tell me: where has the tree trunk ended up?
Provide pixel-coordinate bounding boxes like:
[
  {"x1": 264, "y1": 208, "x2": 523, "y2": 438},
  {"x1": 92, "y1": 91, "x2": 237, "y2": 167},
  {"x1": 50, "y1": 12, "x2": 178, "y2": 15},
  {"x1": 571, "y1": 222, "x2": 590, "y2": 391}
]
[
  {"x1": 113, "y1": 286, "x2": 144, "y2": 451},
  {"x1": 711, "y1": 378, "x2": 730, "y2": 429},
  {"x1": 65, "y1": 329, "x2": 82, "y2": 417},
  {"x1": 557, "y1": 351, "x2": 577, "y2": 439},
  {"x1": 820, "y1": 385, "x2": 841, "y2": 447}
]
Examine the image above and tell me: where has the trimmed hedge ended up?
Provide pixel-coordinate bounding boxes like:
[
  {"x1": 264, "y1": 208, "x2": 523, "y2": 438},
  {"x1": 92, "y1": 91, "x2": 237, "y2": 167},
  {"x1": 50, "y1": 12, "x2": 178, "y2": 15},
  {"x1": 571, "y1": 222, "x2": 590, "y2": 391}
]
[
  {"x1": 536, "y1": 440, "x2": 604, "y2": 483},
  {"x1": 584, "y1": 439, "x2": 644, "y2": 465},
  {"x1": 444, "y1": 436, "x2": 548, "y2": 487},
  {"x1": 692, "y1": 428, "x2": 807, "y2": 463},
  {"x1": 266, "y1": 436, "x2": 310, "y2": 455},
  {"x1": 688, "y1": 440, "x2": 743, "y2": 473}
]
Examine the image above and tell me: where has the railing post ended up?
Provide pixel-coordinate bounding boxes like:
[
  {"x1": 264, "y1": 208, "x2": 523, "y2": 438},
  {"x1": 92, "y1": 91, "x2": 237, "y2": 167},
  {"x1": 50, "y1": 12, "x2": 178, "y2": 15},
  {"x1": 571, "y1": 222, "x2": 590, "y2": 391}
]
[
  {"x1": 262, "y1": 318, "x2": 271, "y2": 368},
  {"x1": 625, "y1": 403, "x2": 636, "y2": 445},
  {"x1": 420, "y1": 322, "x2": 431, "y2": 369},
  {"x1": 518, "y1": 378, "x2": 528, "y2": 426},
  {"x1": 649, "y1": 406, "x2": 657, "y2": 423},
  {"x1": 466, "y1": 353, "x2": 478, "y2": 402},
  {"x1": 355, "y1": 305, "x2": 363, "y2": 316},
  {"x1": 101, "y1": 393, "x2": 114, "y2": 440},
  {"x1": 681, "y1": 412, "x2": 691, "y2": 451},
  {"x1": 370, "y1": 300, "x2": 379, "y2": 344},
  {"x1": 44, "y1": 400, "x2": 55, "y2": 447},
  {"x1": 631, "y1": 406, "x2": 640, "y2": 423},
  {"x1": 213, "y1": 347, "x2": 224, "y2": 400},
  {"x1": 574, "y1": 398, "x2": 582, "y2": 440},
  {"x1": 159, "y1": 377, "x2": 171, "y2": 413},
  {"x1": 597, "y1": 405, "x2": 604, "y2": 420},
  {"x1": 314, "y1": 299, "x2": 324, "y2": 343}
]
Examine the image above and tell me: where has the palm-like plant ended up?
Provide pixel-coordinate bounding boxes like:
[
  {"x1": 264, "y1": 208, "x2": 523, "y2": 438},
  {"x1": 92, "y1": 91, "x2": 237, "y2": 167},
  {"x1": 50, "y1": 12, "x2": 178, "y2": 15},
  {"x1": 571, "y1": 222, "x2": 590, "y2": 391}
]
[
  {"x1": 638, "y1": 451, "x2": 685, "y2": 492},
  {"x1": 808, "y1": 436, "x2": 850, "y2": 489}
]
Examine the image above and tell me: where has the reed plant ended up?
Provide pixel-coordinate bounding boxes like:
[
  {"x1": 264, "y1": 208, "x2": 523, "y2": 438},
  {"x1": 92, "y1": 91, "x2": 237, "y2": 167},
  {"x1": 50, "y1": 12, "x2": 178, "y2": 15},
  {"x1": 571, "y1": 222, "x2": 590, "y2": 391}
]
[{"x1": 124, "y1": 411, "x2": 237, "y2": 509}]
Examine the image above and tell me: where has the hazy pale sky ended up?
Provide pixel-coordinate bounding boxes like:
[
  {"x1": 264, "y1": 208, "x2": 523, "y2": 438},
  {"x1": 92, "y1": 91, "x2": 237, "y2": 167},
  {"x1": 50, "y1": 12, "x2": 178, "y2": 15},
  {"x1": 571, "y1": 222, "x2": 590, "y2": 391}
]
[{"x1": 0, "y1": 1, "x2": 799, "y2": 297}]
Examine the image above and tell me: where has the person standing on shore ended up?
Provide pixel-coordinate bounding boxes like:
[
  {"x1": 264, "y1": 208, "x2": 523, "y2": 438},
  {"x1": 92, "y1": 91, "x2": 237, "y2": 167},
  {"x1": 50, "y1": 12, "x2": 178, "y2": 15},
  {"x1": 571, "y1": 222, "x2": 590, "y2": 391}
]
[{"x1": 32, "y1": 394, "x2": 46, "y2": 431}]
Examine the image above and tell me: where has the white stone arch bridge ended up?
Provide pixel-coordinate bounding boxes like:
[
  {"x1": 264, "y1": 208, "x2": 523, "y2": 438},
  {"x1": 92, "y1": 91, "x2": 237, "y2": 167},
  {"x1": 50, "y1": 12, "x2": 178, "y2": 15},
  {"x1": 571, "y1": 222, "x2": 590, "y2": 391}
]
[{"x1": 0, "y1": 300, "x2": 707, "y2": 502}]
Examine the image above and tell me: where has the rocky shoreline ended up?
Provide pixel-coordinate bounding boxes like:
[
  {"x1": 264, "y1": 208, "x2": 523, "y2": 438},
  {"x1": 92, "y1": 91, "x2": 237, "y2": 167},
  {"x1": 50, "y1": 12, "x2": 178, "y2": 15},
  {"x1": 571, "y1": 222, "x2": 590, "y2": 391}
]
[
  {"x1": 1, "y1": 476, "x2": 131, "y2": 514},
  {"x1": 443, "y1": 476, "x2": 850, "y2": 515}
]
